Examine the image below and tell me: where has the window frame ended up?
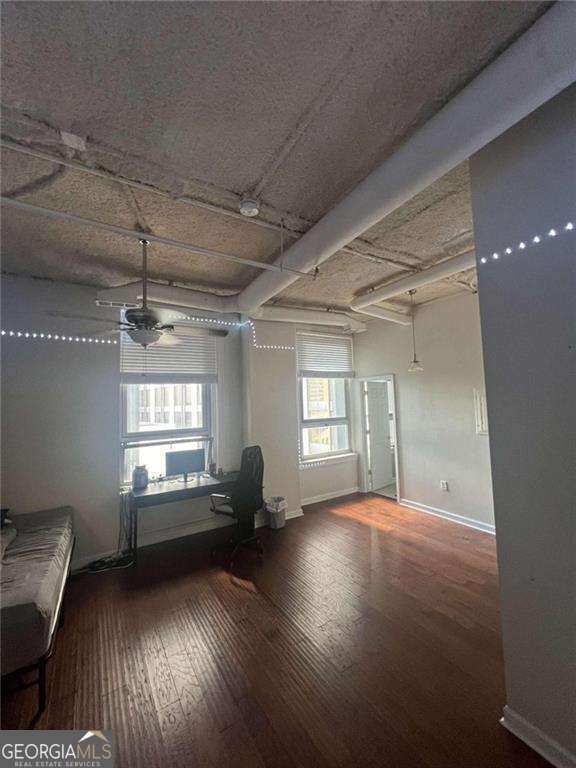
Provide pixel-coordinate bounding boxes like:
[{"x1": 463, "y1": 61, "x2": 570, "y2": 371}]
[
  {"x1": 120, "y1": 381, "x2": 212, "y2": 443},
  {"x1": 120, "y1": 381, "x2": 214, "y2": 484},
  {"x1": 298, "y1": 375, "x2": 352, "y2": 461}
]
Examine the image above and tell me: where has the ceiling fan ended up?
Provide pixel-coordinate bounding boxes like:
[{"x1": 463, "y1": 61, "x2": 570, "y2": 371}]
[{"x1": 49, "y1": 239, "x2": 228, "y2": 347}]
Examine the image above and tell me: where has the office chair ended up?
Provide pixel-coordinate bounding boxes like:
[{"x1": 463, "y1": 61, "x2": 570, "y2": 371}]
[{"x1": 210, "y1": 445, "x2": 264, "y2": 565}]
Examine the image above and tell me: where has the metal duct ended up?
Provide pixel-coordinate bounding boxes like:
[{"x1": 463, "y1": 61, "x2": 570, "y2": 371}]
[
  {"x1": 350, "y1": 251, "x2": 476, "y2": 311},
  {"x1": 235, "y1": 4, "x2": 575, "y2": 315}
]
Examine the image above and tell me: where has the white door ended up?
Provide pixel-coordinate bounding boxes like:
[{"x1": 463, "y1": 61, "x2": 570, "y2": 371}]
[{"x1": 366, "y1": 381, "x2": 395, "y2": 491}]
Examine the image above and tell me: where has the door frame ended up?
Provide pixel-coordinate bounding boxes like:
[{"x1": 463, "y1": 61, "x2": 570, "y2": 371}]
[{"x1": 356, "y1": 374, "x2": 400, "y2": 501}]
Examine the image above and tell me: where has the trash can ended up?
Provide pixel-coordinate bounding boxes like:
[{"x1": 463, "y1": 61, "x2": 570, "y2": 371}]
[{"x1": 266, "y1": 496, "x2": 287, "y2": 529}]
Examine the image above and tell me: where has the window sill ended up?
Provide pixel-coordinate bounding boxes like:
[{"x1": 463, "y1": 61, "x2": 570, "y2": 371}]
[{"x1": 300, "y1": 452, "x2": 357, "y2": 470}]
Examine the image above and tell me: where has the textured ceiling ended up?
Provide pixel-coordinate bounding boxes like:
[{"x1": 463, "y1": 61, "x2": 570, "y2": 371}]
[{"x1": 1, "y1": 1, "x2": 549, "y2": 309}]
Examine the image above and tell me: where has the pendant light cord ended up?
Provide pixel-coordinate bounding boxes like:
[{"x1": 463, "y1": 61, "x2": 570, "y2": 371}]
[{"x1": 409, "y1": 290, "x2": 417, "y2": 361}]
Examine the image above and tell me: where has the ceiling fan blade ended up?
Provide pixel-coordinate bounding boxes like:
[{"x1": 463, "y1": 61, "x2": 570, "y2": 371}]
[
  {"x1": 155, "y1": 333, "x2": 182, "y2": 347},
  {"x1": 47, "y1": 311, "x2": 123, "y2": 326},
  {"x1": 74, "y1": 329, "x2": 121, "y2": 338},
  {"x1": 170, "y1": 323, "x2": 228, "y2": 338},
  {"x1": 3, "y1": 310, "x2": 122, "y2": 327},
  {"x1": 148, "y1": 306, "x2": 187, "y2": 325}
]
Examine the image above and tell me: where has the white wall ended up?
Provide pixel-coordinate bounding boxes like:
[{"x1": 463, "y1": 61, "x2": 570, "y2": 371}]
[
  {"x1": 300, "y1": 454, "x2": 358, "y2": 505},
  {"x1": 1, "y1": 276, "x2": 121, "y2": 566},
  {"x1": 243, "y1": 319, "x2": 360, "y2": 511},
  {"x1": 354, "y1": 292, "x2": 494, "y2": 530},
  {"x1": 470, "y1": 85, "x2": 576, "y2": 765},
  {"x1": 1, "y1": 277, "x2": 362, "y2": 565},
  {"x1": 242, "y1": 321, "x2": 302, "y2": 515},
  {"x1": 0, "y1": 275, "x2": 244, "y2": 567}
]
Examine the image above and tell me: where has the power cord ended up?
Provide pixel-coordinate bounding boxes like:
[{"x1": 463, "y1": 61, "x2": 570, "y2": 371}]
[{"x1": 81, "y1": 491, "x2": 135, "y2": 573}]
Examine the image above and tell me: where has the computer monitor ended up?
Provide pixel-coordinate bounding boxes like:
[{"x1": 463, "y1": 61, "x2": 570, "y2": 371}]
[{"x1": 165, "y1": 449, "x2": 205, "y2": 482}]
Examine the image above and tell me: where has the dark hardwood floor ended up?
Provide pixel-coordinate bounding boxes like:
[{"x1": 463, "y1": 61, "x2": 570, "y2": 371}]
[{"x1": 2, "y1": 495, "x2": 550, "y2": 768}]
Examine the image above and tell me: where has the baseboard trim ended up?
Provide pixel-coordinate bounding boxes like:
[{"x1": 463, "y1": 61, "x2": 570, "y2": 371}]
[
  {"x1": 302, "y1": 488, "x2": 359, "y2": 506},
  {"x1": 501, "y1": 706, "x2": 576, "y2": 768},
  {"x1": 285, "y1": 508, "x2": 305, "y2": 520},
  {"x1": 399, "y1": 498, "x2": 496, "y2": 535},
  {"x1": 72, "y1": 508, "x2": 304, "y2": 572}
]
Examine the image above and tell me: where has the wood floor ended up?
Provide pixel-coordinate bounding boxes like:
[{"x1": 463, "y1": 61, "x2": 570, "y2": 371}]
[{"x1": 2, "y1": 495, "x2": 550, "y2": 768}]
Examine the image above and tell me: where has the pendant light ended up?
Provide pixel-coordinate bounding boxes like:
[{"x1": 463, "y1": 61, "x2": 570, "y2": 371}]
[{"x1": 407, "y1": 289, "x2": 424, "y2": 373}]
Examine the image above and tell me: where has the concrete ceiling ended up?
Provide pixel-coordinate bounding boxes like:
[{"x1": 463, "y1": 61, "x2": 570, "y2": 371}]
[{"x1": 1, "y1": 1, "x2": 550, "y2": 310}]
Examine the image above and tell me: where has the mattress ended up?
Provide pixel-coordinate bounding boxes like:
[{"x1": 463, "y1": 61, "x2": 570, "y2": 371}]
[{"x1": 1, "y1": 507, "x2": 74, "y2": 675}]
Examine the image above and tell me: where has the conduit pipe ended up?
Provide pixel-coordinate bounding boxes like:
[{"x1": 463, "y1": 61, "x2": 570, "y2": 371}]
[
  {"x1": 236, "y1": 3, "x2": 576, "y2": 315},
  {"x1": 351, "y1": 251, "x2": 476, "y2": 311},
  {"x1": 0, "y1": 196, "x2": 314, "y2": 279}
]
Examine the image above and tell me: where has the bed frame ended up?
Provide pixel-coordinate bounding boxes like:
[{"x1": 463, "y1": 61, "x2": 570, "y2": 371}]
[{"x1": 2, "y1": 536, "x2": 75, "y2": 724}]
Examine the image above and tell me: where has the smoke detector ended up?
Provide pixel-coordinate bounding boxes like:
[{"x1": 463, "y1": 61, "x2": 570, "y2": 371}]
[
  {"x1": 239, "y1": 198, "x2": 260, "y2": 217},
  {"x1": 60, "y1": 130, "x2": 86, "y2": 152}
]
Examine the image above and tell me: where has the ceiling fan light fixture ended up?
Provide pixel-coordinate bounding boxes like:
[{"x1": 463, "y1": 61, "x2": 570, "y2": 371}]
[{"x1": 128, "y1": 328, "x2": 162, "y2": 347}]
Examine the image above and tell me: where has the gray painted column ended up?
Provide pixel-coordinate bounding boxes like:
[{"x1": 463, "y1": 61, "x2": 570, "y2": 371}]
[{"x1": 470, "y1": 85, "x2": 576, "y2": 767}]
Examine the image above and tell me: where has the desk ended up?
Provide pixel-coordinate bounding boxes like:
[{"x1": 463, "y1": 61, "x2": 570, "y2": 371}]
[{"x1": 128, "y1": 473, "x2": 238, "y2": 564}]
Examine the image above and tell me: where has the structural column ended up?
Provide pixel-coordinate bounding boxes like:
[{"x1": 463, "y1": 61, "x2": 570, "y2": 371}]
[{"x1": 470, "y1": 84, "x2": 576, "y2": 767}]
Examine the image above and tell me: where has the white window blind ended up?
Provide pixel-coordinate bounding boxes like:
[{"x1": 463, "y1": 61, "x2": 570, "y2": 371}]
[
  {"x1": 121, "y1": 329, "x2": 217, "y2": 383},
  {"x1": 296, "y1": 332, "x2": 354, "y2": 378}
]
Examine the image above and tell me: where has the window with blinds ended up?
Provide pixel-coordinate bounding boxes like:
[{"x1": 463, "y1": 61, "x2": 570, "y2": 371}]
[
  {"x1": 120, "y1": 329, "x2": 217, "y2": 383},
  {"x1": 296, "y1": 332, "x2": 354, "y2": 378},
  {"x1": 297, "y1": 333, "x2": 354, "y2": 460},
  {"x1": 120, "y1": 328, "x2": 217, "y2": 483}
]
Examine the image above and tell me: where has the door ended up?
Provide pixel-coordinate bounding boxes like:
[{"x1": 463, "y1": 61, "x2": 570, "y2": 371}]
[{"x1": 365, "y1": 381, "x2": 396, "y2": 494}]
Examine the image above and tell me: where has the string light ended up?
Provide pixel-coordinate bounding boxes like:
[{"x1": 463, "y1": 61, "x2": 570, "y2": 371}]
[
  {"x1": 166, "y1": 313, "x2": 242, "y2": 328},
  {"x1": 480, "y1": 220, "x2": 574, "y2": 265},
  {"x1": 248, "y1": 320, "x2": 295, "y2": 351},
  {"x1": 1, "y1": 329, "x2": 117, "y2": 345}
]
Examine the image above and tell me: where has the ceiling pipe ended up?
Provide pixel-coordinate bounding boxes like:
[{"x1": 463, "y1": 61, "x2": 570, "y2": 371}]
[
  {"x1": 97, "y1": 281, "x2": 235, "y2": 313},
  {"x1": 253, "y1": 305, "x2": 366, "y2": 333},
  {"x1": 351, "y1": 251, "x2": 476, "y2": 311},
  {"x1": 96, "y1": 281, "x2": 366, "y2": 332},
  {"x1": 1, "y1": 196, "x2": 315, "y2": 279},
  {"x1": 352, "y1": 305, "x2": 412, "y2": 326},
  {"x1": 0, "y1": 139, "x2": 416, "y2": 272},
  {"x1": 236, "y1": 3, "x2": 575, "y2": 316}
]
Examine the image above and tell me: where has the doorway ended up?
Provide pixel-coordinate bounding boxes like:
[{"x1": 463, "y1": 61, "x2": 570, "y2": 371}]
[{"x1": 361, "y1": 376, "x2": 399, "y2": 501}]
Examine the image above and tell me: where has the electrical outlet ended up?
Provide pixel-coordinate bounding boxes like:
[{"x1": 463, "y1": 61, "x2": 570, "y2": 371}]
[{"x1": 440, "y1": 480, "x2": 449, "y2": 492}]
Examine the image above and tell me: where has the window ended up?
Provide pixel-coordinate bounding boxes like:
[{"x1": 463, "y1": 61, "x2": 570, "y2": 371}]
[
  {"x1": 120, "y1": 328, "x2": 217, "y2": 483},
  {"x1": 297, "y1": 333, "x2": 354, "y2": 461}
]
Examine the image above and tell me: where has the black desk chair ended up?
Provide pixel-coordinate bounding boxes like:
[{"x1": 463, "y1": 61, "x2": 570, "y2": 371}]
[{"x1": 210, "y1": 445, "x2": 264, "y2": 564}]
